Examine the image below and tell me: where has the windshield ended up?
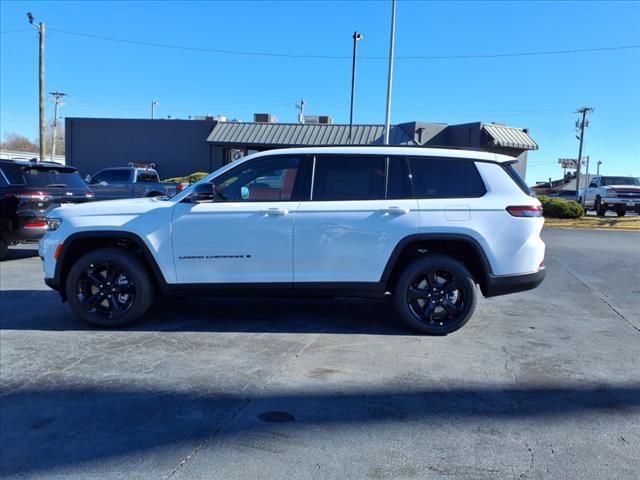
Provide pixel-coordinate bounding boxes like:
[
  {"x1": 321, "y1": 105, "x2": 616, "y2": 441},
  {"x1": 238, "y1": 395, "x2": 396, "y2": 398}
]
[
  {"x1": 1, "y1": 164, "x2": 88, "y2": 188},
  {"x1": 601, "y1": 177, "x2": 640, "y2": 186}
]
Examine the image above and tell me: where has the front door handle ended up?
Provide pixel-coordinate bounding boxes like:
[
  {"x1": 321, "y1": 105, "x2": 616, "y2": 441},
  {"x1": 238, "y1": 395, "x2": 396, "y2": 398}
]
[
  {"x1": 258, "y1": 208, "x2": 289, "y2": 216},
  {"x1": 379, "y1": 206, "x2": 410, "y2": 215}
]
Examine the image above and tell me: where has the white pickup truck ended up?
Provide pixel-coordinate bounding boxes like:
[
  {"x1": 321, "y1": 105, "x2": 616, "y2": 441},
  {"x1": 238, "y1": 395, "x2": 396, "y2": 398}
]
[{"x1": 584, "y1": 176, "x2": 640, "y2": 216}]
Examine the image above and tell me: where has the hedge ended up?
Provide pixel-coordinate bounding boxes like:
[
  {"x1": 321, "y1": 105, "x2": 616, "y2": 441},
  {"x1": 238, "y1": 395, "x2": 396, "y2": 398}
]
[
  {"x1": 162, "y1": 172, "x2": 208, "y2": 185},
  {"x1": 537, "y1": 195, "x2": 584, "y2": 219}
]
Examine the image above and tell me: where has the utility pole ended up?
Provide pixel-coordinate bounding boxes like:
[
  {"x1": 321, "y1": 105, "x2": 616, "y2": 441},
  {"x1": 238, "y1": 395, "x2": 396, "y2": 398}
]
[
  {"x1": 383, "y1": 0, "x2": 397, "y2": 145},
  {"x1": 296, "y1": 98, "x2": 306, "y2": 124},
  {"x1": 575, "y1": 107, "x2": 594, "y2": 204},
  {"x1": 49, "y1": 92, "x2": 66, "y2": 160},
  {"x1": 348, "y1": 32, "x2": 363, "y2": 143},
  {"x1": 27, "y1": 12, "x2": 46, "y2": 162},
  {"x1": 596, "y1": 160, "x2": 602, "y2": 175},
  {"x1": 151, "y1": 101, "x2": 159, "y2": 119}
]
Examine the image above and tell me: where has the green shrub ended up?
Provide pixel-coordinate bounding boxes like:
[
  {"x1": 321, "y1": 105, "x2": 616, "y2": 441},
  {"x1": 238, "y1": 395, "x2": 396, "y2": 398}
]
[
  {"x1": 162, "y1": 172, "x2": 208, "y2": 184},
  {"x1": 537, "y1": 195, "x2": 584, "y2": 219}
]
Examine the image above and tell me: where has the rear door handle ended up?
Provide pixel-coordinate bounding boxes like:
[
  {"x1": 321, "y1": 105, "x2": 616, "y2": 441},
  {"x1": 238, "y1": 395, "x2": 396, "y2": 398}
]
[
  {"x1": 258, "y1": 208, "x2": 289, "y2": 216},
  {"x1": 379, "y1": 206, "x2": 410, "y2": 215}
]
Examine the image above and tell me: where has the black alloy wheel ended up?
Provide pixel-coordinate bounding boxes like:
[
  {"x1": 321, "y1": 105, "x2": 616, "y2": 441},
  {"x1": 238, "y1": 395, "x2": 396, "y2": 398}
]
[
  {"x1": 66, "y1": 248, "x2": 154, "y2": 327},
  {"x1": 394, "y1": 255, "x2": 477, "y2": 335},
  {"x1": 77, "y1": 261, "x2": 136, "y2": 319}
]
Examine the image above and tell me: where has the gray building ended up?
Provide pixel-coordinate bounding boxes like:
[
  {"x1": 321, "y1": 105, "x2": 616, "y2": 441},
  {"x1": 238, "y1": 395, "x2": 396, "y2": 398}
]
[{"x1": 65, "y1": 117, "x2": 537, "y2": 179}]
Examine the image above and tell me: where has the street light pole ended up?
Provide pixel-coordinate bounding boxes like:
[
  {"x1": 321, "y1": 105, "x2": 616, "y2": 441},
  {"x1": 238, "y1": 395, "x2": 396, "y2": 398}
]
[
  {"x1": 348, "y1": 32, "x2": 363, "y2": 144},
  {"x1": 383, "y1": 0, "x2": 397, "y2": 145},
  {"x1": 151, "y1": 101, "x2": 159, "y2": 119}
]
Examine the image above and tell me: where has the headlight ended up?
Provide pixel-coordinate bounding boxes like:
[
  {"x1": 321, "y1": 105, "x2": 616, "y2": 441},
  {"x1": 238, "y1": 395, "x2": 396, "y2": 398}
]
[
  {"x1": 603, "y1": 189, "x2": 617, "y2": 198},
  {"x1": 46, "y1": 218, "x2": 63, "y2": 231}
]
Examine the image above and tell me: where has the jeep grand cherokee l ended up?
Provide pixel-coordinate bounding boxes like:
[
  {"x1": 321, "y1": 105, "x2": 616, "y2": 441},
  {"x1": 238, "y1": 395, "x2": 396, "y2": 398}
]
[{"x1": 39, "y1": 147, "x2": 545, "y2": 334}]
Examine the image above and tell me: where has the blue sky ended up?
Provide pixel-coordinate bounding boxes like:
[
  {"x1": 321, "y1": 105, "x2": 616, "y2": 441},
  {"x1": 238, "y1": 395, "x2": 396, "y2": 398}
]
[{"x1": 1, "y1": 0, "x2": 639, "y2": 182}]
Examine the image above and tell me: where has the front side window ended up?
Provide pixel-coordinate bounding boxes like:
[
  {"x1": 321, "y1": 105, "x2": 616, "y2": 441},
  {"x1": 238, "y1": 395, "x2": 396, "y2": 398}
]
[
  {"x1": 91, "y1": 169, "x2": 131, "y2": 184},
  {"x1": 408, "y1": 157, "x2": 486, "y2": 199},
  {"x1": 213, "y1": 156, "x2": 301, "y2": 202},
  {"x1": 312, "y1": 156, "x2": 385, "y2": 201}
]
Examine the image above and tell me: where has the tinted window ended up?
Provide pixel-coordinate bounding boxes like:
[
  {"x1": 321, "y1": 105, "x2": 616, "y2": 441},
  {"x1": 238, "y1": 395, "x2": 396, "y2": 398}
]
[
  {"x1": 408, "y1": 157, "x2": 486, "y2": 199},
  {"x1": 386, "y1": 157, "x2": 413, "y2": 199},
  {"x1": 0, "y1": 164, "x2": 86, "y2": 188},
  {"x1": 601, "y1": 177, "x2": 640, "y2": 186},
  {"x1": 214, "y1": 156, "x2": 301, "y2": 202},
  {"x1": 313, "y1": 156, "x2": 385, "y2": 201},
  {"x1": 136, "y1": 171, "x2": 159, "y2": 183},
  {"x1": 91, "y1": 169, "x2": 131, "y2": 184}
]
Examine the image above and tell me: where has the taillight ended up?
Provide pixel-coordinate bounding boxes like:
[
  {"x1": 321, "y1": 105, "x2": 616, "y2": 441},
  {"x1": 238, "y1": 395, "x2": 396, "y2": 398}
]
[
  {"x1": 24, "y1": 221, "x2": 47, "y2": 228},
  {"x1": 84, "y1": 192, "x2": 94, "y2": 199},
  {"x1": 7, "y1": 192, "x2": 51, "y2": 201},
  {"x1": 506, "y1": 206, "x2": 543, "y2": 217}
]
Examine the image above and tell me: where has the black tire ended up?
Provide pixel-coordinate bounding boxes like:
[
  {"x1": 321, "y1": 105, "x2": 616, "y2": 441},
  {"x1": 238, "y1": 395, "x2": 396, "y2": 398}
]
[
  {"x1": 616, "y1": 209, "x2": 626, "y2": 217},
  {"x1": 595, "y1": 198, "x2": 607, "y2": 217},
  {"x1": 0, "y1": 238, "x2": 7, "y2": 261},
  {"x1": 393, "y1": 255, "x2": 477, "y2": 335},
  {"x1": 65, "y1": 248, "x2": 154, "y2": 328}
]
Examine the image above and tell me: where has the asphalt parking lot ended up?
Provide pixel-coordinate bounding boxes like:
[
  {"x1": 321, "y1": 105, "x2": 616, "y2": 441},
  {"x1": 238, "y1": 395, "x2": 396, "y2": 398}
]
[{"x1": 1, "y1": 229, "x2": 639, "y2": 479}]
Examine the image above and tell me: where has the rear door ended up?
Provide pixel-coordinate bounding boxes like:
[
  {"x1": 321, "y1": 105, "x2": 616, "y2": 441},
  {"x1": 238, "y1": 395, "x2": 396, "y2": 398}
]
[{"x1": 293, "y1": 155, "x2": 419, "y2": 284}]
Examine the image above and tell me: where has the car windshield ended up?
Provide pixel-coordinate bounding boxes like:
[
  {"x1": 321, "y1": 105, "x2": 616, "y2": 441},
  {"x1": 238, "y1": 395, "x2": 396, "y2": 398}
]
[
  {"x1": 1, "y1": 164, "x2": 87, "y2": 188},
  {"x1": 601, "y1": 177, "x2": 640, "y2": 186}
]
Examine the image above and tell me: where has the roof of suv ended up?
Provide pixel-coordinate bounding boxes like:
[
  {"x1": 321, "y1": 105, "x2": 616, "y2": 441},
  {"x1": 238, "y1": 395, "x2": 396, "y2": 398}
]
[
  {"x1": 243, "y1": 146, "x2": 517, "y2": 163},
  {"x1": 0, "y1": 159, "x2": 77, "y2": 171}
]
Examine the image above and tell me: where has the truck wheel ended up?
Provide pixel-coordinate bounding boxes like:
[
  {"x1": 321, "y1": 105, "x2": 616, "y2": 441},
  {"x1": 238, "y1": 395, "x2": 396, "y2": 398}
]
[
  {"x1": 147, "y1": 192, "x2": 162, "y2": 197},
  {"x1": 616, "y1": 209, "x2": 626, "y2": 217},
  {"x1": 65, "y1": 248, "x2": 154, "y2": 328},
  {"x1": 393, "y1": 255, "x2": 477, "y2": 335},
  {"x1": 595, "y1": 198, "x2": 606, "y2": 217},
  {"x1": 0, "y1": 238, "x2": 7, "y2": 261}
]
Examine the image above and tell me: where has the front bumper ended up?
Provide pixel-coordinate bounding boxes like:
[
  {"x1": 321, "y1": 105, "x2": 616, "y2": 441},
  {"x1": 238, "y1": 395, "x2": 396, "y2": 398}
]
[
  {"x1": 485, "y1": 267, "x2": 546, "y2": 297},
  {"x1": 601, "y1": 198, "x2": 640, "y2": 211}
]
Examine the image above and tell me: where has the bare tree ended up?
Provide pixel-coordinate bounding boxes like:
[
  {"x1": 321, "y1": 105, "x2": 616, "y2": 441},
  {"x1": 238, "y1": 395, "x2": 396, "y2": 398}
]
[{"x1": 0, "y1": 133, "x2": 39, "y2": 153}]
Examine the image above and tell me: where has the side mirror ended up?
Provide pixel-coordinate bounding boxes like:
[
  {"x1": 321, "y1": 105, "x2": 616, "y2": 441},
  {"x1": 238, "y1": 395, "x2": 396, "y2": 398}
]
[
  {"x1": 191, "y1": 183, "x2": 215, "y2": 203},
  {"x1": 85, "y1": 175, "x2": 92, "y2": 183}
]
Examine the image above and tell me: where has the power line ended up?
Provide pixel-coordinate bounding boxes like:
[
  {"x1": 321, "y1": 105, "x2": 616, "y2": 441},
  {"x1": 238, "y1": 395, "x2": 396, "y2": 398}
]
[
  {"x1": 0, "y1": 28, "x2": 34, "y2": 34},
  {"x1": 46, "y1": 27, "x2": 640, "y2": 61}
]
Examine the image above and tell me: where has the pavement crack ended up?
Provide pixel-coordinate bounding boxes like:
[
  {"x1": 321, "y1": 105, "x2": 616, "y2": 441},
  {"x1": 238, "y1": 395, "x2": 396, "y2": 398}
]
[
  {"x1": 553, "y1": 255, "x2": 640, "y2": 335},
  {"x1": 518, "y1": 441, "x2": 534, "y2": 479},
  {"x1": 162, "y1": 333, "x2": 322, "y2": 479}
]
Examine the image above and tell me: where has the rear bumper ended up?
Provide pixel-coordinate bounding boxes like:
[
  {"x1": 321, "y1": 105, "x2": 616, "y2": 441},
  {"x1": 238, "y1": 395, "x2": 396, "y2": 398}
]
[{"x1": 484, "y1": 267, "x2": 545, "y2": 297}]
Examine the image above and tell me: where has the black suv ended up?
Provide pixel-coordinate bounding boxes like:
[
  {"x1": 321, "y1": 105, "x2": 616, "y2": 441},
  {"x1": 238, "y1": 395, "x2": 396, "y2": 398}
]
[{"x1": 0, "y1": 159, "x2": 94, "y2": 259}]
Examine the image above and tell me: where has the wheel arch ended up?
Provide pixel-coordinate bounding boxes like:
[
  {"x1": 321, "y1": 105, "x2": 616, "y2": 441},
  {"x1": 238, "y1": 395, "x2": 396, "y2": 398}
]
[
  {"x1": 55, "y1": 231, "x2": 169, "y2": 301},
  {"x1": 381, "y1": 234, "x2": 493, "y2": 296}
]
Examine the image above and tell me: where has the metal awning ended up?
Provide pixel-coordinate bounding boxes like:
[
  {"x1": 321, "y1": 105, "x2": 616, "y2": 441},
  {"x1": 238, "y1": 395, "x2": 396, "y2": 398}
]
[
  {"x1": 206, "y1": 122, "x2": 413, "y2": 146},
  {"x1": 482, "y1": 124, "x2": 538, "y2": 150}
]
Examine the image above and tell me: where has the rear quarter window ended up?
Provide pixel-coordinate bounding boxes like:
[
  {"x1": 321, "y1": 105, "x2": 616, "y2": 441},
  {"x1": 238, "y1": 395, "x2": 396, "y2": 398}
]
[
  {"x1": 502, "y1": 163, "x2": 534, "y2": 196},
  {"x1": 407, "y1": 157, "x2": 486, "y2": 199}
]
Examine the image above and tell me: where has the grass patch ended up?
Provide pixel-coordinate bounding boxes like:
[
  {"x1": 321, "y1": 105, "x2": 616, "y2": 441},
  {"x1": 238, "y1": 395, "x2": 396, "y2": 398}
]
[{"x1": 544, "y1": 215, "x2": 640, "y2": 231}]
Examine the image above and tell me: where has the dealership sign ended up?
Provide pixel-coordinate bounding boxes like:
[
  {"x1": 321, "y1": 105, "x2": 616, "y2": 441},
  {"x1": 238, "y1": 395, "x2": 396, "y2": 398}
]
[{"x1": 558, "y1": 158, "x2": 578, "y2": 169}]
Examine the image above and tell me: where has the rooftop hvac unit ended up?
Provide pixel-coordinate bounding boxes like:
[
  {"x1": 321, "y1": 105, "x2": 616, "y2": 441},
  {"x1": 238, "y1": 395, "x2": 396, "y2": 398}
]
[
  {"x1": 254, "y1": 113, "x2": 277, "y2": 123},
  {"x1": 303, "y1": 115, "x2": 333, "y2": 125}
]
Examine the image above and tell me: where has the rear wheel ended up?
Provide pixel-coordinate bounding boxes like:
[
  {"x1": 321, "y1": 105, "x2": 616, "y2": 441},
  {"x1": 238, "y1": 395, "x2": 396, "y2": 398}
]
[
  {"x1": 393, "y1": 255, "x2": 477, "y2": 335},
  {"x1": 65, "y1": 248, "x2": 154, "y2": 328},
  {"x1": 616, "y1": 209, "x2": 626, "y2": 217},
  {"x1": 595, "y1": 198, "x2": 606, "y2": 216}
]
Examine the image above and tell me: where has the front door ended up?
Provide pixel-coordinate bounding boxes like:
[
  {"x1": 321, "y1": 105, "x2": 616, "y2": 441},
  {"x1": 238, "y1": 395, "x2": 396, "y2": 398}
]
[
  {"x1": 294, "y1": 155, "x2": 419, "y2": 284},
  {"x1": 171, "y1": 155, "x2": 307, "y2": 285}
]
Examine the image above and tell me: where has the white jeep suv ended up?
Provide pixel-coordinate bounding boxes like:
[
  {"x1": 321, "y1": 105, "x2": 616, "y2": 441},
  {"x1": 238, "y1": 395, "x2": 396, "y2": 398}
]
[{"x1": 40, "y1": 147, "x2": 545, "y2": 334}]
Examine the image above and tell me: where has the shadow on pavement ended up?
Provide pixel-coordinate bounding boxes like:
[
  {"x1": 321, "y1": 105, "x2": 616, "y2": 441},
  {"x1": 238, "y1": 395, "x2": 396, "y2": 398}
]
[
  {"x1": 0, "y1": 290, "x2": 412, "y2": 335},
  {"x1": 1, "y1": 246, "x2": 39, "y2": 262},
  {"x1": 1, "y1": 385, "x2": 639, "y2": 475}
]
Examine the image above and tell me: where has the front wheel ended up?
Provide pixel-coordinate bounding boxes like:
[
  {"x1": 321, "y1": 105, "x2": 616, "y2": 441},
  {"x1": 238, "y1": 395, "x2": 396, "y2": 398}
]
[
  {"x1": 0, "y1": 238, "x2": 7, "y2": 261},
  {"x1": 393, "y1": 255, "x2": 477, "y2": 335},
  {"x1": 595, "y1": 198, "x2": 607, "y2": 217},
  {"x1": 65, "y1": 248, "x2": 154, "y2": 328},
  {"x1": 616, "y1": 209, "x2": 626, "y2": 217}
]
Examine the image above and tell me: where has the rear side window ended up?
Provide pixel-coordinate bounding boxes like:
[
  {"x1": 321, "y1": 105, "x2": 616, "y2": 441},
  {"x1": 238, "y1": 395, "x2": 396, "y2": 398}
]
[
  {"x1": 407, "y1": 157, "x2": 486, "y2": 199},
  {"x1": 386, "y1": 156, "x2": 413, "y2": 199},
  {"x1": 136, "y1": 171, "x2": 159, "y2": 183},
  {"x1": 313, "y1": 156, "x2": 385, "y2": 201},
  {"x1": 502, "y1": 163, "x2": 534, "y2": 196}
]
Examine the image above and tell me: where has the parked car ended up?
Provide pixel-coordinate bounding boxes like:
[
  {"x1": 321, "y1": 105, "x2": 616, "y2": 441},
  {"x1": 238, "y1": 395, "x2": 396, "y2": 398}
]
[
  {"x1": 583, "y1": 175, "x2": 640, "y2": 216},
  {"x1": 0, "y1": 159, "x2": 94, "y2": 260},
  {"x1": 86, "y1": 164, "x2": 183, "y2": 200},
  {"x1": 547, "y1": 190, "x2": 579, "y2": 202},
  {"x1": 40, "y1": 146, "x2": 545, "y2": 334}
]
